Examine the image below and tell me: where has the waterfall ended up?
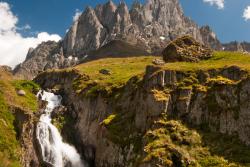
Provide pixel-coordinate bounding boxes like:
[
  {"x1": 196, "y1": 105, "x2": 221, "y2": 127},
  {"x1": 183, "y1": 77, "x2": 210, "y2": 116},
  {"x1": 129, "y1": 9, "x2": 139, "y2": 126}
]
[{"x1": 36, "y1": 90, "x2": 84, "y2": 167}]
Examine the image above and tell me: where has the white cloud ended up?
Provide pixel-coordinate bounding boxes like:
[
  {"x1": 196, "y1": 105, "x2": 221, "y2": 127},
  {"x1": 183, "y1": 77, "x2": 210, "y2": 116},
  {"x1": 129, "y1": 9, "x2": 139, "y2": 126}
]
[
  {"x1": 17, "y1": 24, "x2": 31, "y2": 31},
  {"x1": 73, "y1": 9, "x2": 82, "y2": 22},
  {"x1": 243, "y1": 6, "x2": 250, "y2": 21},
  {"x1": 203, "y1": 0, "x2": 225, "y2": 9},
  {"x1": 0, "y1": 2, "x2": 18, "y2": 32},
  {"x1": 0, "y1": 2, "x2": 61, "y2": 68}
]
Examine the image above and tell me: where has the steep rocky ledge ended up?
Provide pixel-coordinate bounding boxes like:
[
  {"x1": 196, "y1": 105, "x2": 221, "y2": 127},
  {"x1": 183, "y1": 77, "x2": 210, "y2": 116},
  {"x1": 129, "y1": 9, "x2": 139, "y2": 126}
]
[
  {"x1": 0, "y1": 67, "x2": 41, "y2": 167},
  {"x1": 34, "y1": 59, "x2": 250, "y2": 166},
  {"x1": 11, "y1": 105, "x2": 41, "y2": 167}
]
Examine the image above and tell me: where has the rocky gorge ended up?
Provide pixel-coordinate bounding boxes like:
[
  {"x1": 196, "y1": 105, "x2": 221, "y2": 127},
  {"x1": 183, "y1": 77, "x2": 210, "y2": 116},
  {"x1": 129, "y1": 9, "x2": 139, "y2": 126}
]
[{"x1": 33, "y1": 56, "x2": 250, "y2": 166}]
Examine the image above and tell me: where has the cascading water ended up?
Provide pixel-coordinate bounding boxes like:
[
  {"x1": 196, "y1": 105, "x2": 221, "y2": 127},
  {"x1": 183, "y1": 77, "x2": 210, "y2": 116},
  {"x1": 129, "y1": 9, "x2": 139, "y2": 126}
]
[{"x1": 36, "y1": 90, "x2": 84, "y2": 167}]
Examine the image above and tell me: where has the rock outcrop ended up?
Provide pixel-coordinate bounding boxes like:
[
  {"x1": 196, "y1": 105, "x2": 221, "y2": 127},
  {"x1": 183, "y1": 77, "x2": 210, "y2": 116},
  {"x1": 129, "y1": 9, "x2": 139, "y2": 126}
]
[
  {"x1": 223, "y1": 41, "x2": 250, "y2": 52},
  {"x1": 0, "y1": 65, "x2": 12, "y2": 73},
  {"x1": 34, "y1": 64, "x2": 250, "y2": 166},
  {"x1": 14, "y1": 0, "x2": 221, "y2": 79},
  {"x1": 200, "y1": 25, "x2": 222, "y2": 50},
  {"x1": 162, "y1": 36, "x2": 213, "y2": 62},
  {"x1": 63, "y1": 0, "x2": 203, "y2": 56},
  {"x1": 0, "y1": 69, "x2": 41, "y2": 167},
  {"x1": 12, "y1": 106, "x2": 40, "y2": 167},
  {"x1": 14, "y1": 41, "x2": 79, "y2": 79}
]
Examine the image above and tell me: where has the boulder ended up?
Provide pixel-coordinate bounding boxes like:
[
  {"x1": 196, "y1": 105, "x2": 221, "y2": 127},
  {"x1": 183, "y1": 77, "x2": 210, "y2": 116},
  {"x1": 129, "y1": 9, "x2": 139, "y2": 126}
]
[
  {"x1": 162, "y1": 36, "x2": 213, "y2": 63},
  {"x1": 17, "y1": 89, "x2": 26, "y2": 96}
]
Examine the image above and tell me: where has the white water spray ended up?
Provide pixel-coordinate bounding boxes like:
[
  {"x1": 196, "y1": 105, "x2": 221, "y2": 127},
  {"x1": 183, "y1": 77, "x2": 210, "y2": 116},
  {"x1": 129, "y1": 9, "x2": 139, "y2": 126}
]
[{"x1": 36, "y1": 90, "x2": 84, "y2": 167}]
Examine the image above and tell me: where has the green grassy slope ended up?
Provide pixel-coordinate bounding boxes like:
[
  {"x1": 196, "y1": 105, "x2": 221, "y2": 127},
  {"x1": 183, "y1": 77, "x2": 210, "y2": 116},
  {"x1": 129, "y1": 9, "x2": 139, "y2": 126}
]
[
  {"x1": 69, "y1": 51, "x2": 250, "y2": 94},
  {"x1": 72, "y1": 51, "x2": 250, "y2": 166},
  {"x1": 40, "y1": 51, "x2": 250, "y2": 166},
  {"x1": 0, "y1": 68, "x2": 39, "y2": 167},
  {"x1": 162, "y1": 51, "x2": 250, "y2": 71}
]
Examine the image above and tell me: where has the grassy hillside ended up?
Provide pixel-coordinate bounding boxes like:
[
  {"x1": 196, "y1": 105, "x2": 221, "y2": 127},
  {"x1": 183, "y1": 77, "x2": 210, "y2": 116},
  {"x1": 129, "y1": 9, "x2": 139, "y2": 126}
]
[
  {"x1": 71, "y1": 51, "x2": 250, "y2": 166},
  {"x1": 73, "y1": 56, "x2": 155, "y2": 95},
  {"x1": 162, "y1": 51, "x2": 250, "y2": 71},
  {"x1": 0, "y1": 68, "x2": 39, "y2": 167},
  {"x1": 38, "y1": 51, "x2": 250, "y2": 166},
  {"x1": 69, "y1": 51, "x2": 250, "y2": 95}
]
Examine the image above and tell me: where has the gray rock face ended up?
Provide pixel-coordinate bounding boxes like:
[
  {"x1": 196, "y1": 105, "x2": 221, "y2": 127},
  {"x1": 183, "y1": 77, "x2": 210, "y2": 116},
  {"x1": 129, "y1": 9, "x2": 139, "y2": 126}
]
[
  {"x1": 14, "y1": 0, "x2": 223, "y2": 79},
  {"x1": 63, "y1": 0, "x2": 204, "y2": 56},
  {"x1": 223, "y1": 41, "x2": 250, "y2": 52},
  {"x1": 73, "y1": 7, "x2": 107, "y2": 55},
  {"x1": 0, "y1": 65, "x2": 12, "y2": 73},
  {"x1": 34, "y1": 65, "x2": 250, "y2": 166},
  {"x1": 200, "y1": 25, "x2": 222, "y2": 50},
  {"x1": 14, "y1": 41, "x2": 79, "y2": 79}
]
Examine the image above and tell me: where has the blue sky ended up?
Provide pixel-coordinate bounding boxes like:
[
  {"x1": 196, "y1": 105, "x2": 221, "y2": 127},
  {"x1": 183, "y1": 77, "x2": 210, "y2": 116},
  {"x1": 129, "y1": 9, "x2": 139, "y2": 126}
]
[
  {"x1": 2, "y1": 0, "x2": 250, "y2": 42},
  {"x1": 180, "y1": 0, "x2": 250, "y2": 42},
  {"x1": 1, "y1": 0, "x2": 250, "y2": 67}
]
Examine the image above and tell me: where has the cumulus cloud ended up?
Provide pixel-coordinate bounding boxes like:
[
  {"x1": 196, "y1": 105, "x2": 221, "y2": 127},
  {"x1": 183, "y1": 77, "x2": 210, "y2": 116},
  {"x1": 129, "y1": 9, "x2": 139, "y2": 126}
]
[
  {"x1": 0, "y1": 2, "x2": 61, "y2": 68},
  {"x1": 243, "y1": 6, "x2": 250, "y2": 21},
  {"x1": 0, "y1": 2, "x2": 17, "y2": 32},
  {"x1": 203, "y1": 0, "x2": 225, "y2": 9},
  {"x1": 73, "y1": 9, "x2": 82, "y2": 22}
]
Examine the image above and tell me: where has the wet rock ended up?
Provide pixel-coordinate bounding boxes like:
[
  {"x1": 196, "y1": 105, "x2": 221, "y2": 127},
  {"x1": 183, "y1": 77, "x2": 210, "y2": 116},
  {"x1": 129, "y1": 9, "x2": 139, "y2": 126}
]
[{"x1": 162, "y1": 36, "x2": 213, "y2": 62}]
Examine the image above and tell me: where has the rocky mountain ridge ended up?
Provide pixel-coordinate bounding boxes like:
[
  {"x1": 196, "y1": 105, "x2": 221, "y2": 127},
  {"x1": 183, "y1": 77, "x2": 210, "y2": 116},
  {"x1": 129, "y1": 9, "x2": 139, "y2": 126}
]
[
  {"x1": 13, "y1": 0, "x2": 250, "y2": 80},
  {"x1": 14, "y1": 0, "x2": 221, "y2": 79},
  {"x1": 223, "y1": 41, "x2": 250, "y2": 52}
]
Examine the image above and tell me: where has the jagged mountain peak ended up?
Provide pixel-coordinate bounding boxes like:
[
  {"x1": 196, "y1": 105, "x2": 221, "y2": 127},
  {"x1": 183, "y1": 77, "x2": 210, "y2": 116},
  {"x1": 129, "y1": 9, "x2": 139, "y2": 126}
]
[
  {"x1": 131, "y1": 0, "x2": 142, "y2": 8},
  {"x1": 116, "y1": 1, "x2": 130, "y2": 18},
  {"x1": 14, "y1": 0, "x2": 221, "y2": 79},
  {"x1": 200, "y1": 25, "x2": 222, "y2": 50},
  {"x1": 95, "y1": 0, "x2": 117, "y2": 14},
  {"x1": 83, "y1": 6, "x2": 97, "y2": 18}
]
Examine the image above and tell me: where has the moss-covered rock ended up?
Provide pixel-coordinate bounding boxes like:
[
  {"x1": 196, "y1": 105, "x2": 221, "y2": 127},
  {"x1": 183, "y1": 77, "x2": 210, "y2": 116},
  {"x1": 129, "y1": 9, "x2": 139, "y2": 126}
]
[
  {"x1": 162, "y1": 36, "x2": 213, "y2": 63},
  {"x1": 34, "y1": 53, "x2": 250, "y2": 167}
]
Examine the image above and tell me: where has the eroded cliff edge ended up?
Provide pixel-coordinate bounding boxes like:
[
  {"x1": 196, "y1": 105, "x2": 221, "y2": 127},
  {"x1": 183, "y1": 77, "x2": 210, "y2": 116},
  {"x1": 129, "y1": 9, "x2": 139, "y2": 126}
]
[
  {"x1": 0, "y1": 67, "x2": 41, "y2": 167},
  {"x1": 34, "y1": 54, "x2": 250, "y2": 166}
]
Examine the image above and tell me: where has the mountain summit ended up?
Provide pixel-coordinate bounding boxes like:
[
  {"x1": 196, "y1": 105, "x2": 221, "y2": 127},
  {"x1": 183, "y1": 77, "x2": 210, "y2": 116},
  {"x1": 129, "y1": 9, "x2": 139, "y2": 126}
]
[
  {"x1": 63, "y1": 0, "x2": 204, "y2": 56},
  {"x1": 14, "y1": 0, "x2": 220, "y2": 79}
]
